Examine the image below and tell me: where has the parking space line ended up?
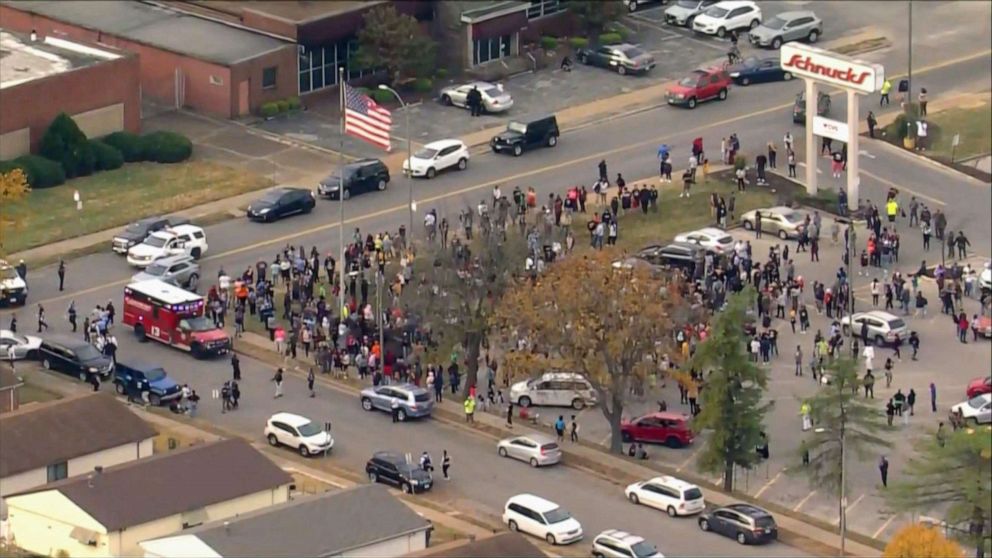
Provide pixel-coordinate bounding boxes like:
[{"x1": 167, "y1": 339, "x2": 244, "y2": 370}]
[
  {"x1": 626, "y1": 16, "x2": 726, "y2": 52},
  {"x1": 675, "y1": 447, "x2": 701, "y2": 472},
  {"x1": 600, "y1": 433, "x2": 612, "y2": 446},
  {"x1": 836, "y1": 493, "x2": 868, "y2": 524},
  {"x1": 753, "y1": 470, "x2": 784, "y2": 499},
  {"x1": 873, "y1": 515, "x2": 898, "y2": 538},
  {"x1": 793, "y1": 489, "x2": 817, "y2": 512}
]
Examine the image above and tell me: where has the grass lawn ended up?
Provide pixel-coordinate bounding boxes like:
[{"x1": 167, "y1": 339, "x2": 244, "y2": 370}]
[
  {"x1": 17, "y1": 380, "x2": 62, "y2": 405},
  {"x1": 5, "y1": 161, "x2": 273, "y2": 254},
  {"x1": 925, "y1": 102, "x2": 992, "y2": 161}
]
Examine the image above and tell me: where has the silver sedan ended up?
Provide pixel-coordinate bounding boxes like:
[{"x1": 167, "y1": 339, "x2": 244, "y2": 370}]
[
  {"x1": 0, "y1": 330, "x2": 42, "y2": 360},
  {"x1": 497, "y1": 434, "x2": 563, "y2": 467},
  {"x1": 439, "y1": 81, "x2": 514, "y2": 113}
]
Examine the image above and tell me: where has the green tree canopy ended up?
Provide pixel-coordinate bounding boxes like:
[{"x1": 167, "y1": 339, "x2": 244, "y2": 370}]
[
  {"x1": 354, "y1": 5, "x2": 437, "y2": 85},
  {"x1": 569, "y1": 0, "x2": 625, "y2": 34}
]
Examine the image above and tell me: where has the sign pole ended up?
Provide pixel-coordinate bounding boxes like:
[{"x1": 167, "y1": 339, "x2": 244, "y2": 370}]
[
  {"x1": 804, "y1": 79, "x2": 818, "y2": 196},
  {"x1": 846, "y1": 89, "x2": 860, "y2": 211}
]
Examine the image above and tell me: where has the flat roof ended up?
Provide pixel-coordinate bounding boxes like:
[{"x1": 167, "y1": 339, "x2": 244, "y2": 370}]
[
  {"x1": 187, "y1": 0, "x2": 387, "y2": 24},
  {"x1": 0, "y1": 29, "x2": 122, "y2": 89},
  {"x1": 5, "y1": 1, "x2": 291, "y2": 65},
  {"x1": 127, "y1": 279, "x2": 202, "y2": 305}
]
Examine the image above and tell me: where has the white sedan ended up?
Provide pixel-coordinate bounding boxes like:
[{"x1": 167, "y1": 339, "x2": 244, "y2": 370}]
[
  {"x1": 951, "y1": 393, "x2": 992, "y2": 425},
  {"x1": 403, "y1": 139, "x2": 470, "y2": 179},
  {"x1": 0, "y1": 330, "x2": 42, "y2": 360},
  {"x1": 439, "y1": 81, "x2": 513, "y2": 113},
  {"x1": 673, "y1": 227, "x2": 734, "y2": 254}
]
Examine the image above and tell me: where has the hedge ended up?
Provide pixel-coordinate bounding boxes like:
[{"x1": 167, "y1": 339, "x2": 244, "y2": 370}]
[
  {"x1": 275, "y1": 100, "x2": 290, "y2": 113},
  {"x1": 599, "y1": 32, "x2": 623, "y2": 45},
  {"x1": 40, "y1": 113, "x2": 95, "y2": 178},
  {"x1": 412, "y1": 77, "x2": 433, "y2": 94},
  {"x1": 90, "y1": 139, "x2": 124, "y2": 171},
  {"x1": 540, "y1": 36, "x2": 559, "y2": 50},
  {"x1": 569, "y1": 37, "x2": 589, "y2": 49},
  {"x1": 8, "y1": 154, "x2": 66, "y2": 189},
  {"x1": 286, "y1": 96, "x2": 302, "y2": 110},
  {"x1": 101, "y1": 131, "x2": 145, "y2": 162},
  {"x1": 435, "y1": 68, "x2": 449, "y2": 80},
  {"x1": 141, "y1": 131, "x2": 193, "y2": 164},
  {"x1": 260, "y1": 102, "x2": 280, "y2": 118},
  {"x1": 371, "y1": 89, "x2": 395, "y2": 104}
]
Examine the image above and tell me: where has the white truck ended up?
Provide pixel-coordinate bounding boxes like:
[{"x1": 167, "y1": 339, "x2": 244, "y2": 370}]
[
  {"x1": 126, "y1": 224, "x2": 208, "y2": 268},
  {"x1": 0, "y1": 259, "x2": 28, "y2": 307}
]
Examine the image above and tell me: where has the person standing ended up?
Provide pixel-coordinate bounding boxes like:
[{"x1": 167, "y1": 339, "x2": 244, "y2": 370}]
[
  {"x1": 506, "y1": 401, "x2": 514, "y2": 428},
  {"x1": 307, "y1": 368, "x2": 315, "y2": 398},
  {"x1": 929, "y1": 381, "x2": 937, "y2": 413},
  {"x1": 391, "y1": 398, "x2": 401, "y2": 423},
  {"x1": 188, "y1": 389, "x2": 200, "y2": 417},
  {"x1": 554, "y1": 415, "x2": 566, "y2": 443},
  {"x1": 867, "y1": 111, "x2": 877, "y2": 138},
  {"x1": 907, "y1": 388, "x2": 916, "y2": 416},
  {"x1": 36, "y1": 304, "x2": 48, "y2": 333},
  {"x1": 787, "y1": 150, "x2": 797, "y2": 178},
  {"x1": 67, "y1": 301, "x2": 77, "y2": 332},
  {"x1": 570, "y1": 415, "x2": 579, "y2": 443},
  {"x1": 434, "y1": 369, "x2": 444, "y2": 403},
  {"x1": 231, "y1": 353, "x2": 242, "y2": 381},
  {"x1": 955, "y1": 231, "x2": 971, "y2": 259},
  {"x1": 794, "y1": 345, "x2": 803, "y2": 376},
  {"x1": 767, "y1": 141, "x2": 777, "y2": 168},
  {"x1": 57, "y1": 259, "x2": 66, "y2": 291},
  {"x1": 272, "y1": 368, "x2": 284, "y2": 398},
  {"x1": 442, "y1": 450, "x2": 451, "y2": 480},
  {"x1": 878, "y1": 456, "x2": 889, "y2": 488},
  {"x1": 918, "y1": 88, "x2": 928, "y2": 116},
  {"x1": 863, "y1": 370, "x2": 875, "y2": 398},
  {"x1": 464, "y1": 396, "x2": 476, "y2": 423},
  {"x1": 880, "y1": 79, "x2": 892, "y2": 105}
]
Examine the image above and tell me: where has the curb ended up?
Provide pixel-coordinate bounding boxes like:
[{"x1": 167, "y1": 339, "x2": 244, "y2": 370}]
[{"x1": 867, "y1": 137, "x2": 992, "y2": 186}]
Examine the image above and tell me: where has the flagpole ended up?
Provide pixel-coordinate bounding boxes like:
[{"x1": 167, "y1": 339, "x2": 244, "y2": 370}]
[{"x1": 338, "y1": 67, "x2": 346, "y2": 320}]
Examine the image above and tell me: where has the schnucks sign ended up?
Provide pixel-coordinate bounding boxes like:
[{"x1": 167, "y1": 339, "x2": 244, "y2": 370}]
[{"x1": 780, "y1": 43, "x2": 884, "y2": 94}]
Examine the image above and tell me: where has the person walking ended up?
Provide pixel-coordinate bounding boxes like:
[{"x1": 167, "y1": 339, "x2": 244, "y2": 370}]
[
  {"x1": 464, "y1": 395, "x2": 476, "y2": 423},
  {"x1": 878, "y1": 455, "x2": 889, "y2": 488},
  {"x1": 307, "y1": 368, "x2": 315, "y2": 398},
  {"x1": 442, "y1": 450, "x2": 451, "y2": 480},
  {"x1": 936, "y1": 422, "x2": 946, "y2": 448},
  {"x1": 506, "y1": 401, "x2": 514, "y2": 428},
  {"x1": 955, "y1": 231, "x2": 971, "y2": 259},
  {"x1": 36, "y1": 304, "x2": 48, "y2": 333},
  {"x1": 231, "y1": 354, "x2": 242, "y2": 381},
  {"x1": 57, "y1": 259, "x2": 66, "y2": 291},
  {"x1": 880, "y1": 79, "x2": 892, "y2": 105},
  {"x1": 67, "y1": 301, "x2": 77, "y2": 332},
  {"x1": 907, "y1": 388, "x2": 916, "y2": 416},
  {"x1": 570, "y1": 415, "x2": 579, "y2": 443},
  {"x1": 886, "y1": 399, "x2": 895, "y2": 426},
  {"x1": 794, "y1": 345, "x2": 803, "y2": 376},
  {"x1": 867, "y1": 111, "x2": 877, "y2": 138},
  {"x1": 929, "y1": 381, "x2": 937, "y2": 413},
  {"x1": 272, "y1": 368, "x2": 284, "y2": 398},
  {"x1": 554, "y1": 415, "x2": 566, "y2": 442},
  {"x1": 391, "y1": 398, "x2": 401, "y2": 423}
]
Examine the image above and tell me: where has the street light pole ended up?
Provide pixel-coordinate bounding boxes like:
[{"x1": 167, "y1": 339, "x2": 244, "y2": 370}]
[
  {"x1": 378, "y1": 85, "x2": 413, "y2": 247},
  {"x1": 839, "y1": 423, "x2": 847, "y2": 556}
]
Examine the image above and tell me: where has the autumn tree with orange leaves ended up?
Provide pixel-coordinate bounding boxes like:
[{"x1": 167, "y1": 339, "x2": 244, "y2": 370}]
[
  {"x1": 883, "y1": 523, "x2": 964, "y2": 558},
  {"x1": 0, "y1": 168, "x2": 30, "y2": 255},
  {"x1": 493, "y1": 250, "x2": 684, "y2": 454}
]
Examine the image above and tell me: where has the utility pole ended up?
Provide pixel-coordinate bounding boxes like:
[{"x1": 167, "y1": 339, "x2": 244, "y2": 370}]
[
  {"x1": 907, "y1": 1, "x2": 913, "y2": 103},
  {"x1": 338, "y1": 67, "x2": 347, "y2": 318},
  {"x1": 377, "y1": 85, "x2": 413, "y2": 247}
]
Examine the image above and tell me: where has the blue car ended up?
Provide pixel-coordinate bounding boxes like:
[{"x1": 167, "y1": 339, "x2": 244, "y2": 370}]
[
  {"x1": 727, "y1": 57, "x2": 793, "y2": 86},
  {"x1": 113, "y1": 361, "x2": 182, "y2": 406}
]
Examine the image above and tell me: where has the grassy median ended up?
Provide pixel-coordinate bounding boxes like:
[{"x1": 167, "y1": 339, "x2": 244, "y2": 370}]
[
  {"x1": 924, "y1": 101, "x2": 991, "y2": 161},
  {"x1": 6, "y1": 161, "x2": 273, "y2": 254}
]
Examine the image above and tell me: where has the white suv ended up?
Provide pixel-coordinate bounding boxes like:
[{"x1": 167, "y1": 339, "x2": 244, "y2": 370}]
[
  {"x1": 593, "y1": 529, "x2": 664, "y2": 558},
  {"x1": 126, "y1": 224, "x2": 208, "y2": 267},
  {"x1": 402, "y1": 139, "x2": 470, "y2": 179},
  {"x1": 626, "y1": 476, "x2": 706, "y2": 516},
  {"x1": 673, "y1": 227, "x2": 734, "y2": 254},
  {"x1": 264, "y1": 412, "x2": 334, "y2": 457},
  {"x1": 692, "y1": 0, "x2": 761, "y2": 38},
  {"x1": 510, "y1": 372, "x2": 598, "y2": 409},
  {"x1": 503, "y1": 494, "x2": 583, "y2": 545}
]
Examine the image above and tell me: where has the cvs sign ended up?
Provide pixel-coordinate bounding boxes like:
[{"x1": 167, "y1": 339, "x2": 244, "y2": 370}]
[{"x1": 780, "y1": 43, "x2": 884, "y2": 94}]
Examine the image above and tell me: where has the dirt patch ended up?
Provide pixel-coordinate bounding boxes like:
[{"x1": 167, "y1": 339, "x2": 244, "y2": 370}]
[
  {"x1": 16, "y1": 378, "x2": 62, "y2": 405},
  {"x1": 152, "y1": 424, "x2": 211, "y2": 454},
  {"x1": 287, "y1": 468, "x2": 336, "y2": 496}
]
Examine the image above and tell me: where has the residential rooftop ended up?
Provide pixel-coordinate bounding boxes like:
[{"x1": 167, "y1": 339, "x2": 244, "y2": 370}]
[
  {"x1": 183, "y1": 0, "x2": 387, "y2": 24},
  {"x1": 0, "y1": 29, "x2": 122, "y2": 89}
]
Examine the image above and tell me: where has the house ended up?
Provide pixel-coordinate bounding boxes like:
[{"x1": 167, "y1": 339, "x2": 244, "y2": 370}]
[
  {"x1": 0, "y1": 394, "x2": 157, "y2": 498},
  {"x1": 409, "y1": 531, "x2": 547, "y2": 557},
  {"x1": 139, "y1": 484, "x2": 432, "y2": 557},
  {"x1": 0, "y1": 364, "x2": 23, "y2": 414},
  {"x1": 4, "y1": 438, "x2": 292, "y2": 557}
]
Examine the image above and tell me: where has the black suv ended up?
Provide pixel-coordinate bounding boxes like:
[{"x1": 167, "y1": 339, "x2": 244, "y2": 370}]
[
  {"x1": 699, "y1": 503, "x2": 778, "y2": 545},
  {"x1": 246, "y1": 187, "x2": 316, "y2": 222},
  {"x1": 38, "y1": 335, "x2": 114, "y2": 382},
  {"x1": 490, "y1": 114, "x2": 559, "y2": 157},
  {"x1": 112, "y1": 216, "x2": 189, "y2": 254},
  {"x1": 318, "y1": 159, "x2": 390, "y2": 200},
  {"x1": 365, "y1": 451, "x2": 433, "y2": 494},
  {"x1": 634, "y1": 242, "x2": 711, "y2": 275}
]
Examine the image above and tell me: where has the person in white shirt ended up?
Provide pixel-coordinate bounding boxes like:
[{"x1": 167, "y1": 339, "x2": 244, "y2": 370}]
[{"x1": 784, "y1": 131, "x2": 794, "y2": 152}]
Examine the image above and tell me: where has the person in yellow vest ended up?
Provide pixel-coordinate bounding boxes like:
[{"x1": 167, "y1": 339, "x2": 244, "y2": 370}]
[
  {"x1": 886, "y1": 199, "x2": 899, "y2": 223},
  {"x1": 880, "y1": 79, "x2": 892, "y2": 106},
  {"x1": 464, "y1": 396, "x2": 476, "y2": 423},
  {"x1": 800, "y1": 401, "x2": 812, "y2": 431}
]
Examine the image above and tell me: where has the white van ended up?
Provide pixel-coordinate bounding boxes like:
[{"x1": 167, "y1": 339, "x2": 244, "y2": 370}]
[
  {"x1": 509, "y1": 372, "x2": 598, "y2": 409},
  {"x1": 503, "y1": 494, "x2": 583, "y2": 545},
  {"x1": 625, "y1": 475, "x2": 706, "y2": 517}
]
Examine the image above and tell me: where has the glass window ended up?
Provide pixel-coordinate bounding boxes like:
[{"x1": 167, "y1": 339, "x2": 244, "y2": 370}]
[
  {"x1": 47, "y1": 461, "x2": 68, "y2": 482},
  {"x1": 527, "y1": 0, "x2": 562, "y2": 20},
  {"x1": 262, "y1": 67, "x2": 277, "y2": 89},
  {"x1": 473, "y1": 34, "x2": 512, "y2": 66}
]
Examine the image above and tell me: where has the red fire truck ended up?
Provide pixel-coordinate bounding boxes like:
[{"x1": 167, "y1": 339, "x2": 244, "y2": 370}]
[{"x1": 123, "y1": 279, "x2": 231, "y2": 359}]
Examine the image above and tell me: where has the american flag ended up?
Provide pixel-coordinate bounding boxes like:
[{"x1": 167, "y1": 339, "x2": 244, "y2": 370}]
[{"x1": 343, "y1": 83, "x2": 392, "y2": 151}]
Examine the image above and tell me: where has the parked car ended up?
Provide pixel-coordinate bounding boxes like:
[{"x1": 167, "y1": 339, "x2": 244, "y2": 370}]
[
  {"x1": 739, "y1": 207, "x2": 807, "y2": 240},
  {"x1": 619, "y1": 243, "x2": 711, "y2": 275},
  {"x1": 126, "y1": 224, "x2": 208, "y2": 267},
  {"x1": 131, "y1": 254, "x2": 200, "y2": 291},
  {"x1": 111, "y1": 216, "x2": 189, "y2": 255},
  {"x1": 0, "y1": 259, "x2": 28, "y2": 307},
  {"x1": 698, "y1": 504, "x2": 778, "y2": 545},
  {"x1": 592, "y1": 530, "x2": 664, "y2": 558},
  {"x1": 491, "y1": 114, "x2": 560, "y2": 157},
  {"x1": 577, "y1": 43, "x2": 656, "y2": 75},
  {"x1": 673, "y1": 227, "x2": 734, "y2": 253},
  {"x1": 366, "y1": 451, "x2": 433, "y2": 494},
  {"x1": 793, "y1": 89, "x2": 831, "y2": 123},
  {"x1": 665, "y1": 0, "x2": 719, "y2": 27},
  {"x1": 439, "y1": 81, "x2": 513, "y2": 113},
  {"x1": 625, "y1": 475, "x2": 706, "y2": 517},
  {"x1": 0, "y1": 330, "x2": 41, "y2": 360},
  {"x1": 621, "y1": 412, "x2": 694, "y2": 447},
  {"x1": 967, "y1": 376, "x2": 992, "y2": 398},
  {"x1": 265, "y1": 412, "x2": 334, "y2": 456},
  {"x1": 980, "y1": 262, "x2": 992, "y2": 292},
  {"x1": 37, "y1": 335, "x2": 113, "y2": 381},
  {"x1": 839, "y1": 311, "x2": 909, "y2": 346},
  {"x1": 403, "y1": 139, "x2": 469, "y2": 179},
  {"x1": 624, "y1": 0, "x2": 668, "y2": 13},
  {"x1": 360, "y1": 383, "x2": 434, "y2": 421},
  {"x1": 666, "y1": 68, "x2": 731, "y2": 109},
  {"x1": 952, "y1": 394, "x2": 992, "y2": 425},
  {"x1": 497, "y1": 434, "x2": 563, "y2": 467},
  {"x1": 503, "y1": 494, "x2": 583, "y2": 545},
  {"x1": 317, "y1": 159, "x2": 390, "y2": 200},
  {"x1": 727, "y1": 56, "x2": 793, "y2": 86},
  {"x1": 749, "y1": 10, "x2": 822, "y2": 49},
  {"x1": 112, "y1": 361, "x2": 181, "y2": 406},
  {"x1": 247, "y1": 187, "x2": 316, "y2": 222},
  {"x1": 692, "y1": 0, "x2": 762, "y2": 38},
  {"x1": 509, "y1": 372, "x2": 597, "y2": 409}
]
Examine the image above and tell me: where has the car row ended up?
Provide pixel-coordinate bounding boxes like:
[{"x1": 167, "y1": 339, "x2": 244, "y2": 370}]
[{"x1": 126, "y1": 224, "x2": 208, "y2": 267}]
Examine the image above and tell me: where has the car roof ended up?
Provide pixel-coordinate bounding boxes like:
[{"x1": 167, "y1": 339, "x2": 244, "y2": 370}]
[
  {"x1": 163, "y1": 224, "x2": 202, "y2": 235},
  {"x1": 461, "y1": 80, "x2": 496, "y2": 89},
  {"x1": 774, "y1": 10, "x2": 816, "y2": 19},
  {"x1": 645, "y1": 475, "x2": 699, "y2": 491},
  {"x1": 372, "y1": 450, "x2": 405, "y2": 463},
  {"x1": 148, "y1": 254, "x2": 195, "y2": 266},
  {"x1": 726, "y1": 503, "x2": 773, "y2": 517},
  {"x1": 516, "y1": 433, "x2": 558, "y2": 445},
  {"x1": 423, "y1": 139, "x2": 464, "y2": 150},
  {"x1": 42, "y1": 335, "x2": 93, "y2": 349},
  {"x1": 536, "y1": 372, "x2": 586, "y2": 381},
  {"x1": 689, "y1": 227, "x2": 730, "y2": 237},
  {"x1": 712, "y1": 0, "x2": 757, "y2": 8},
  {"x1": 269, "y1": 412, "x2": 312, "y2": 427},
  {"x1": 663, "y1": 241, "x2": 707, "y2": 252},
  {"x1": 389, "y1": 382, "x2": 428, "y2": 394},
  {"x1": 508, "y1": 494, "x2": 559, "y2": 512},
  {"x1": 510, "y1": 114, "x2": 556, "y2": 125},
  {"x1": 857, "y1": 310, "x2": 901, "y2": 321},
  {"x1": 597, "y1": 529, "x2": 645, "y2": 544},
  {"x1": 344, "y1": 158, "x2": 385, "y2": 169},
  {"x1": 639, "y1": 411, "x2": 690, "y2": 421}
]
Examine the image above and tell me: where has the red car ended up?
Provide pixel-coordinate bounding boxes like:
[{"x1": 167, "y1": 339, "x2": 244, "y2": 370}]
[
  {"x1": 666, "y1": 69, "x2": 731, "y2": 109},
  {"x1": 621, "y1": 412, "x2": 694, "y2": 448},
  {"x1": 967, "y1": 376, "x2": 992, "y2": 398}
]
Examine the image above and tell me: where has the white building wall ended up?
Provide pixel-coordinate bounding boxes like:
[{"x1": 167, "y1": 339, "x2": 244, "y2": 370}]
[{"x1": 334, "y1": 531, "x2": 428, "y2": 558}]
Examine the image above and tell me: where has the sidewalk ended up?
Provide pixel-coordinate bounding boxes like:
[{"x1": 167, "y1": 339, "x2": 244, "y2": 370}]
[{"x1": 232, "y1": 332, "x2": 882, "y2": 558}]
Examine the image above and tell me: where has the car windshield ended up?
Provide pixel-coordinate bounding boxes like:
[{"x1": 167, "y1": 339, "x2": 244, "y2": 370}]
[
  {"x1": 143, "y1": 236, "x2": 168, "y2": 248},
  {"x1": 414, "y1": 147, "x2": 438, "y2": 159},
  {"x1": 183, "y1": 317, "x2": 215, "y2": 332},
  {"x1": 631, "y1": 541, "x2": 659, "y2": 558},
  {"x1": 414, "y1": 391, "x2": 431, "y2": 402},
  {"x1": 677, "y1": 0, "x2": 698, "y2": 7},
  {"x1": 763, "y1": 16, "x2": 787, "y2": 29},
  {"x1": 679, "y1": 74, "x2": 702, "y2": 86},
  {"x1": 716, "y1": 235, "x2": 734, "y2": 245},
  {"x1": 8, "y1": 334, "x2": 29, "y2": 344},
  {"x1": 705, "y1": 6, "x2": 728, "y2": 17},
  {"x1": 685, "y1": 487, "x2": 704, "y2": 500},
  {"x1": 125, "y1": 222, "x2": 150, "y2": 233},
  {"x1": 297, "y1": 421, "x2": 323, "y2": 437},
  {"x1": 781, "y1": 211, "x2": 803, "y2": 223},
  {"x1": 0, "y1": 267, "x2": 18, "y2": 280},
  {"x1": 144, "y1": 263, "x2": 168, "y2": 276},
  {"x1": 619, "y1": 46, "x2": 646, "y2": 58},
  {"x1": 481, "y1": 87, "x2": 501, "y2": 98},
  {"x1": 886, "y1": 319, "x2": 907, "y2": 330},
  {"x1": 543, "y1": 507, "x2": 572, "y2": 524},
  {"x1": 260, "y1": 191, "x2": 285, "y2": 203},
  {"x1": 144, "y1": 368, "x2": 166, "y2": 382},
  {"x1": 75, "y1": 344, "x2": 102, "y2": 361},
  {"x1": 756, "y1": 516, "x2": 777, "y2": 528},
  {"x1": 968, "y1": 396, "x2": 987, "y2": 409}
]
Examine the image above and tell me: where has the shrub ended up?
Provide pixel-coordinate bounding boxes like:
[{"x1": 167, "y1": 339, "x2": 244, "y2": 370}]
[
  {"x1": 435, "y1": 68, "x2": 449, "y2": 80},
  {"x1": 540, "y1": 36, "x2": 558, "y2": 50},
  {"x1": 140, "y1": 131, "x2": 193, "y2": 164},
  {"x1": 12, "y1": 154, "x2": 66, "y2": 189},
  {"x1": 286, "y1": 96, "x2": 302, "y2": 110},
  {"x1": 733, "y1": 154, "x2": 748, "y2": 170},
  {"x1": 371, "y1": 89, "x2": 394, "y2": 104},
  {"x1": 275, "y1": 100, "x2": 290, "y2": 113},
  {"x1": 569, "y1": 37, "x2": 589, "y2": 49},
  {"x1": 89, "y1": 140, "x2": 124, "y2": 171},
  {"x1": 101, "y1": 131, "x2": 145, "y2": 162},
  {"x1": 0, "y1": 160, "x2": 22, "y2": 176},
  {"x1": 598, "y1": 32, "x2": 623, "y2": 45},
  {"x1": 412, "y1": 77, "x2": 433, "y2": 94},
  {"x1": 39, "y1": 112, "x2": 95, "y2": 178},
  {"x1": 260, "y1": 102, "x2": 279, "y2": 118}
]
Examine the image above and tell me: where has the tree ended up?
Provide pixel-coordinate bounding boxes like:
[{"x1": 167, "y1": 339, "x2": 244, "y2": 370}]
[
  {"x1": 688, "y1": 288, "x2": 771, "y2": 491},
  {"x1": 39, "y1": 112, "x2": 95, "y2": 178},
  {"x1": 354, "y1": 5, "x2": 437, "y2": 86},
  {"x1": 887, "y1": 424, "x2": 991, "y2": 558},
  {"x1": 569, "y1": 0, "x2": 625, "y2": 34},
  {"x1": 884, "y1": 523, "x2": 965, "y2": 558},
  {"x1": 794, "y1": 357, "x2": 891, "y2": 551},
  {"x1": 493, "y1": 250, "x2": 683, "y2": 454},
  {"x1": 0, "y1": 168, "x2": 31, "y2": 254}
]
